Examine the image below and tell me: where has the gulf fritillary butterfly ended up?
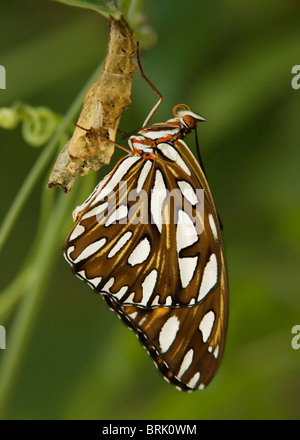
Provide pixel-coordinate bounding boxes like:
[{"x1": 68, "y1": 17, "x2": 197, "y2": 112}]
[{"x1": 64, "y1": 67, "x2": 229, "y2": 391}]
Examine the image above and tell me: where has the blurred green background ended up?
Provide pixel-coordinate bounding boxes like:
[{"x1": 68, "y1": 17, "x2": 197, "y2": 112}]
[{"x1": 0, "y1": 0, "x2": 300, "y2": 420}]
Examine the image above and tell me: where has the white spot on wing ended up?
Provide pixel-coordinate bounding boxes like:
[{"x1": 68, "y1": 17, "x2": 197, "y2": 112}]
[
  {"x1": 87, "y1": 276, "x2": 102, "y2": 289},
  {"x1": 142, "y1": 128, "x2": 179, "y2": 140},
  {"x1": 140, "y1": 269, "x2": 158, "y2": 306},
  {"x1": 165, "y1": 295, "x2": 172, "y2": 306},
  {"x1": 151, "y1": 169, "x2": 167, "y2": 233},
  {"x1": 178, "y1": 256, "x2": 198, "y2": 289},
  {"x1": 108, "y1": 231, "x2": 132, "y2": 258},
  {"x1": 177, "y1": 180, "x2": 198, "y2": 205},
  {"x1": 65, "y1": 245, "x2": 75, "y2": 261},
  {"x1": 128, "y1": 237, "x2": 151, "y2": 266},
  {"x1": 72, "y1": 238, "x2": 106, "y2": 263},
  {"x1": 176, "y1": 210, "x2": 198, "y2": 253},
  {"x1": 82, "y1": 202, "x2": 108, "y2": 221},
  {"x1": 151, "y1": 294, "x2": 160, "y2": 306},
  {"x1": 128, "y1": 311, "x2": 138, "y2": 319},
  {"x1": 124, "y1": 292, "x2": 135, "y2": 303},
  {"x1": 105, "y1": 205, "x2": 128, "y2": 227},
  {"x1": 159, "y1": 316, "x2": 180, "y2": 353},
  {"x1": 94, "y1": 156, "x2": 141, "y2": 202},
  {"x1": 113, "y1": 285, "x2": 129, "y2": 301},
  {"x1": 102, "y1": 277, "x2": 114, "y2": 293},
  {"x1": 209, "y1": 214, "x2": 218, "y2": 241},
  {"x1": 199, "y1": 310, "x2": 215, "y2": 343},
  {"x1": 136, "y1": 160, "x2": 153, "y2": 193},
  {"x1": 187, "y1": 372, "x2": 200, "y2": 388},
  {"x1": 177, "y1": 349, "x2": 194, "y2": 378},
  {"x1": 138, "y1": 316, "x2": 147, "y2": 326},
  {"x1": 69, "y1": 224, "x2": 85, "y2": 241},
  {"x1": 88, "y1": 176, "x2": 109, "y2": 208},
  {"x1": 213, "y1": 345, "x2": 219, "y2": 359},
  {"x1": 198, "y1": 253, "x2": 218, "y2": 301},
  {"x1": 157, "y1": 142, "x2": 191, "y2": 176}
]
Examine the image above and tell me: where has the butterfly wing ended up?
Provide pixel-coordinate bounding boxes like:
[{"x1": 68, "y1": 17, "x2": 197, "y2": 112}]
[
  {"x1": 104, "y1": 268, "x2": 227, "y2": 391},
  {"x1": 64, "y1": 138, "x2": 228, "y2": 390}
]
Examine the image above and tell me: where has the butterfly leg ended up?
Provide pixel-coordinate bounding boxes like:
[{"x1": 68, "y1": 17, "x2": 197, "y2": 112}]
[{"x1": 136, "y1": 42, "x2": 163, "y2": 127}]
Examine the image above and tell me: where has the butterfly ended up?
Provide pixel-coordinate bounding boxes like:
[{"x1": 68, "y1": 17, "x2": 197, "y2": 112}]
[{"x1": 64, "y1": 77, "x2": 228, "y2": 391}]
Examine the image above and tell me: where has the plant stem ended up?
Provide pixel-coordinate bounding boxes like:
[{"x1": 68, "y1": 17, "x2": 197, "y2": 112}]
[
  {"x1": 0, "y1": 266, "x2": 33, "y2": 322},
  {"x1": 0, "y1": 61, "x2": 103, "y2": 417},
  {"x1": 0, "y1": 190, "x2": 76, "y2": 417}
]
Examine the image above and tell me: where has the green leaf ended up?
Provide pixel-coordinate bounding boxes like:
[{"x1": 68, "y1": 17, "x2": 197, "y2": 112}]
[{"x1": 54, "y1": 0, "x2": 123, "y2": 19}]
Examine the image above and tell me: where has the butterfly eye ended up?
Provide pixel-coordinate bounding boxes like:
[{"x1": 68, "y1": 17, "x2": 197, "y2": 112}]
[{"x1": 182, "y1": 114, "x2": 198, "y2": 129}]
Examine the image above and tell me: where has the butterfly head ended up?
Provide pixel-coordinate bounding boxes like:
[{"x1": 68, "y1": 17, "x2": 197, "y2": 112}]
[{"x1": 172, "y1": 104, "x2": 206, "y2": 132}]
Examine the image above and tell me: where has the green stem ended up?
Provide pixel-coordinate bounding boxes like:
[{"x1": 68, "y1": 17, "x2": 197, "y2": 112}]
[
  {"x1": 0, "y1": 61, "x2": 103, "y2": 418},
  {"x1": 0, "y1": 167, "x2": 96, "y2": 417},
  {"x1": 0, "y1": 266, "x2": 33, "y2": 322},
  {"x1": 0, "y1": 172, "x2": 95, "y2": 323},
  {"x1": 0, "y1": 190, "x2": 77, "y2": 417}
]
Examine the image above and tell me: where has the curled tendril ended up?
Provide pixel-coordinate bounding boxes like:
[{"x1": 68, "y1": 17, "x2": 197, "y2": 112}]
[{"x1": 0, "y1": 103, "x2": 63, "y2": 147}]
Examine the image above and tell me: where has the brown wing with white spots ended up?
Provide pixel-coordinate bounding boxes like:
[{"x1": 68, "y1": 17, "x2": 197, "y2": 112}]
[
  {"x1": 64, "y1": 111, "x2": 229, "y2": 391},
  {"x1": 103, "y1": 255, "x2": 227, "y2": 391},
  {"x1": 65, "y1": 143, "x2": 224, "y2": 310}
]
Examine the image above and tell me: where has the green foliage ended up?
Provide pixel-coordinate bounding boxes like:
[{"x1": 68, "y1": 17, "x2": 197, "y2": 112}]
[
  {"x1": 55, "y1": 0, "x2": 123, "y2": 19},
  {"x1": 0, "y1": 103, "x2": 64, "y2": 147},
  {"x1": 0, "y1": 0, "x2": 300, "y2": 420}
]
